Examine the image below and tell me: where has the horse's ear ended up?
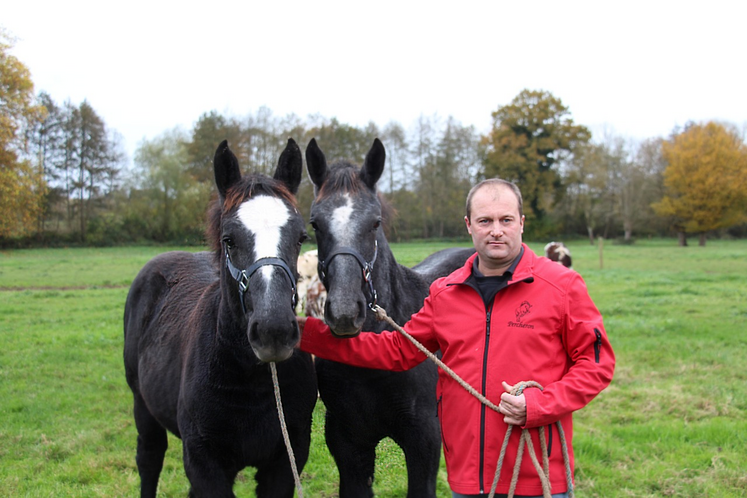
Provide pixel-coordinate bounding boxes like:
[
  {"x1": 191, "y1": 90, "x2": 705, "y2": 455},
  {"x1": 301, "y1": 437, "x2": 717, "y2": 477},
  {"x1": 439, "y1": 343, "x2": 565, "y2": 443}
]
[
  {"x1": 214, "y1": 140, "x2": 242, "y2": 201},
  {"x1": 274, "y1": 138, "x2": 302, "y2": 195},
  {"x1": 305, "y1": 138, "x2": 328, "y2": 191},
  {"x1": 360, "y1": 138, "x2": 385, "y2": 190}
]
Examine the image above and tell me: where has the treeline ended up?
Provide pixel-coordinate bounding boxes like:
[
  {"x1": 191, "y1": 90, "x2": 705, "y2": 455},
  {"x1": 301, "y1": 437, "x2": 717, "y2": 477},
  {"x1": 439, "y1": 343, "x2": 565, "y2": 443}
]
[
  {"x1": 10, "y1": 95, "x2": 747, "y2": 248},
  {"x1": 3, "y1": 33, "x2": 747, "y2": 247}
]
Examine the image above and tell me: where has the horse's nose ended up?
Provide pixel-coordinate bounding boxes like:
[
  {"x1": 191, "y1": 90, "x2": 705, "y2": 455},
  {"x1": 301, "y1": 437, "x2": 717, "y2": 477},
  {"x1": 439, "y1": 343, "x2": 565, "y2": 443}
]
[
  {"x1": 324, "y1": 292, "x2": 366, "y2": 336},
  {"x1": 247, "y1": 309, "x2": 299, "y2": 362}
]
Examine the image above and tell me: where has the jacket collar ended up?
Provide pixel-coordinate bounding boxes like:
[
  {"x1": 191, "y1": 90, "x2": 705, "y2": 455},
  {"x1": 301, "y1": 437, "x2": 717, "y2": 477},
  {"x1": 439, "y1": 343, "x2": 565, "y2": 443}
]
[{"x1": 450, "y1": 243, "x2": 537, "y2": 285}]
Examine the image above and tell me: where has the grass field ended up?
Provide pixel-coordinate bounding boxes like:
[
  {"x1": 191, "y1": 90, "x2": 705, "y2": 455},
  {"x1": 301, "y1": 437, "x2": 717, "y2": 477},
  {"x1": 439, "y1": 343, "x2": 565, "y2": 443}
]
[{"x1": 1, "y1": 239, "x2": 745, "y2": 497}]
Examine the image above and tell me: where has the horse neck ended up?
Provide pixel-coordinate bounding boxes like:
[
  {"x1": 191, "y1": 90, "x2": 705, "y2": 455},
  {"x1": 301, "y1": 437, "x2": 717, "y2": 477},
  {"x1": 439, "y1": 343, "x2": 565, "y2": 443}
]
[
  {"x1": 213, "y1": 287, "x2": 262, "y2": 369},
  {"x1": 369, "y1": 237, "x2": 430, "y2": 326}
]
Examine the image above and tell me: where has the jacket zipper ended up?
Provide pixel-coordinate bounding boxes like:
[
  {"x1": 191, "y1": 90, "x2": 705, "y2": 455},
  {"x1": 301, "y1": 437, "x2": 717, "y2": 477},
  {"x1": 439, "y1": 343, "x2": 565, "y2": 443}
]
[
  {"x1": 594, "y1": 328, "x2": 602, "y2": 363},
  {"x1": 479, "y1": 304, "x2": 493, "y2": 494}
]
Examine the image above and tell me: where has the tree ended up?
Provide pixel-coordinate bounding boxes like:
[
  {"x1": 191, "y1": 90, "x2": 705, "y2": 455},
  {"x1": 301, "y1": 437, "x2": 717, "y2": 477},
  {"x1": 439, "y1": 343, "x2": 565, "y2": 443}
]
[
  {"x1": 25, "y1": 91, "x2": 65, "y2": 235},
  {"x1": 379, "y1": 121, "x2": 409, "y2": 194},
  {"x1": 132, "y1": 128, "x2": 210, "y2": 242},
  {"x1": 621, "y1": 138, "x2": 667, "y2": 241},
  {"x1": 561, "y1": 142, "x2": 612, "y2": 244},
  {"x1": 187, "y1": 111, "x2": 242, "y2": 183},
  {"x1": 653, "y1": 121, "x2": 747, "y2": 246},
  {"x1": 482, "y1": 89, "x2": 590, "y2": 237},
  {"x1": 61, "y1": 100, "x2": 122, "y2": 242},
  {"x1": 0, "y1": 29, "x2": 46, "y2": 239}
]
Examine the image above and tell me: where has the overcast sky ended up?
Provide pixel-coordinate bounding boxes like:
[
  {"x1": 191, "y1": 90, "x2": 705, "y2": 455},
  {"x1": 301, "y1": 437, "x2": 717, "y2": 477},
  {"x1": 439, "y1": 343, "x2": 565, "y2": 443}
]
[{"x1": 5, "y1": 1, "x2": 746, "y2": 165}]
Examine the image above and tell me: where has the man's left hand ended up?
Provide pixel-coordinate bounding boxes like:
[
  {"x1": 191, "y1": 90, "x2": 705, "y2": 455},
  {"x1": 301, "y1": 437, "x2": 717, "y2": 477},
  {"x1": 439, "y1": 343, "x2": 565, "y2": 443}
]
[{"x1": 499, "y1": 381, "x2": 527, "y2": 426}]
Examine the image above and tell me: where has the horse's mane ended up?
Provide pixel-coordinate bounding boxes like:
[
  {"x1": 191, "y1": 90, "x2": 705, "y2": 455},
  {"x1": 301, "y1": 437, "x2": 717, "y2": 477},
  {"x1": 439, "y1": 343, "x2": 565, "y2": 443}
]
[
  {"x1": 206, "y1": 174, "x2": 298, "y2": 263},
  {"x1": 317, "y1": 162, "x2": 395, "y2": 228}
]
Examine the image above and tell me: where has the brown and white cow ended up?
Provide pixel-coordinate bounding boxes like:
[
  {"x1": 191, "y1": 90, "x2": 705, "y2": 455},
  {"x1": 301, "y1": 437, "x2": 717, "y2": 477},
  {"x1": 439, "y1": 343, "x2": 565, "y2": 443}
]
[
  {"x1": 296, "y1": 249, "x2": 327, "y2": 318},
  {"x1": 544, "y1": 241, "x2": 573, "y2": 269}
]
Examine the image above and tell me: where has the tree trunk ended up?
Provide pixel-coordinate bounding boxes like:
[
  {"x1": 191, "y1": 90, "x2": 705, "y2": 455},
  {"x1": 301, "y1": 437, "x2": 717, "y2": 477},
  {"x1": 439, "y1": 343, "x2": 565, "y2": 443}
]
[
  {"x1": 677, "y1": 231, "x2": 688, "y2": 247},
  {"x1": 699, "y1": 233, "x2": 707, "y2": 246},
  {"x1": 587, "y1": 226, "x2": 594, "y2": 245},
  {"x1": 623, "y1": 221, "x2": 633, "y2": 242}
]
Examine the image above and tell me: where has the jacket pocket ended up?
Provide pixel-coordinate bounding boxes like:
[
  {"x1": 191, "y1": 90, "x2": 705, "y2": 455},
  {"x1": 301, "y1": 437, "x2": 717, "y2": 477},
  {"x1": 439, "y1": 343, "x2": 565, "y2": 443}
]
[{"x1": 593, "y1": 328, "x2": 602, "y2": 363}]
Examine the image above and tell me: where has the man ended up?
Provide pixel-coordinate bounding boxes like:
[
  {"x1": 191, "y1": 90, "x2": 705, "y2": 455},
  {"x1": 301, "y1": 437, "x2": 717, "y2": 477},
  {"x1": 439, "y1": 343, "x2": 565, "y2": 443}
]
[{"x1": 298, "y1": 178, "x2": 615, "y2": 497}]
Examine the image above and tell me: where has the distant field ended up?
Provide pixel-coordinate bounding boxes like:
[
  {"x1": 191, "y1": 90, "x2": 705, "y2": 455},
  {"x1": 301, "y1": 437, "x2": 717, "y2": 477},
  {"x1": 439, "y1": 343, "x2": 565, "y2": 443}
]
[{"x1": 0, "y1": 239, "x2": 745, "y2": 496}]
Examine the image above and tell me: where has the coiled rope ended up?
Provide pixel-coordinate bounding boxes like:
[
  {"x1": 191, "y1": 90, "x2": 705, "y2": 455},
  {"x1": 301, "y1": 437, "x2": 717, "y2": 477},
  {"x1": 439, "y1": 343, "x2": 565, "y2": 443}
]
[
  {"x1": 371, "y1": 304, "x2": 574, "y2": 498},
  {"x1": 270, "y1": 362, "x2": 304, "y2": 497}
]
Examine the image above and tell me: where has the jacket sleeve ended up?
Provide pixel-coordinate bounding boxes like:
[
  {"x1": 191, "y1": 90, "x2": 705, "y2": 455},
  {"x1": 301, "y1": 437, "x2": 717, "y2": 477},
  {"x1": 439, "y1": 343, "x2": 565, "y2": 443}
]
[
  {"x1": 299, "y1": 295, "x2": 440, "y2": 371},
  {"x1": 524, "y1": 273, "x2": 615, "y2": 428}
]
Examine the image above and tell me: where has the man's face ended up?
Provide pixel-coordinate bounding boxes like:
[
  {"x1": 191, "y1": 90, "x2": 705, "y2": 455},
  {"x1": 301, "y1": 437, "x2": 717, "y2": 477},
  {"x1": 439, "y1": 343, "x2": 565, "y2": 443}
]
[{"x1": 465, "y1": 185, "x2": 524, "y2": 276}]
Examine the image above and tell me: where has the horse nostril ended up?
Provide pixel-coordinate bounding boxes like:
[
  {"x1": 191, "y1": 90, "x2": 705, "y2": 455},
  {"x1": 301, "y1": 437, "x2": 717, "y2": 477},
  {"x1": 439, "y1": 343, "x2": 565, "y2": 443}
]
[{"x1": 248, "y1": 321, "x2": 261, "y2": 346}]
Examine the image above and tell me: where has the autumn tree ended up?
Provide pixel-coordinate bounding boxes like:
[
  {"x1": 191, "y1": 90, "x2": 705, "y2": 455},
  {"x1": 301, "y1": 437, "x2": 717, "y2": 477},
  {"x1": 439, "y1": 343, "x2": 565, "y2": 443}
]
[
  {"x1": 482, "y1": 89, "x2": 590, "y2": 237},
  {"x1": 653, "y1": 121, "x2": 747, "y2": 246},
  {"x1": 0, "y1": 29, "x2": 46, "y2": 239}
]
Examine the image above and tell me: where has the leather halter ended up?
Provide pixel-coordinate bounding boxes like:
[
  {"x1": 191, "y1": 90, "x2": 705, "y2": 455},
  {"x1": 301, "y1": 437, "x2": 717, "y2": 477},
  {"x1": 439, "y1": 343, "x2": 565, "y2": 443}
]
[
  {"x1": 224, "y1": 244, "x2": 297, "y2": 314},
  {"x1": 319, "y1": 240, "x2": 378, "y2": 310}
]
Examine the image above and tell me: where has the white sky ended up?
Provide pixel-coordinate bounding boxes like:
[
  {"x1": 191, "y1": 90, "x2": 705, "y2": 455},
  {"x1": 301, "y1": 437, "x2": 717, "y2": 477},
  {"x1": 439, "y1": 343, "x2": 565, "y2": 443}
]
[{"x1": 5, "y1": 1, "x2": 746, "y2": 165}]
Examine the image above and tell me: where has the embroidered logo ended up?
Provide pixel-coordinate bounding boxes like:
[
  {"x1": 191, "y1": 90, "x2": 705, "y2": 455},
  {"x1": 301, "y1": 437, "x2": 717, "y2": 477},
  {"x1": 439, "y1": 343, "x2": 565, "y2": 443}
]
[
  {"x1": 509, "y1": 301, "x2": 535, "y2": 329},
  {"x1": 515, "y1": 301, "x2": 532, "y2": 321}
]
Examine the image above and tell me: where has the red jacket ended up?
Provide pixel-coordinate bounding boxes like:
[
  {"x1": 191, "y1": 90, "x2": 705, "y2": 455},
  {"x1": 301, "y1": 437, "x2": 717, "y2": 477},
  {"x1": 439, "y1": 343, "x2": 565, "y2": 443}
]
[{"x1": 300, "y1": 244, "x2": 615, "y2": 495}]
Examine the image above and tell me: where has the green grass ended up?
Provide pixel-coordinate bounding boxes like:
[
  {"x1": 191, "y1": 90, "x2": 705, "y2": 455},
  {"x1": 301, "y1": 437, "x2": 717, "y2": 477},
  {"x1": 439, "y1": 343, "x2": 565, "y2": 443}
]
[{"x1": 1, "y1": 239, "x2": 746, "y2": 496}]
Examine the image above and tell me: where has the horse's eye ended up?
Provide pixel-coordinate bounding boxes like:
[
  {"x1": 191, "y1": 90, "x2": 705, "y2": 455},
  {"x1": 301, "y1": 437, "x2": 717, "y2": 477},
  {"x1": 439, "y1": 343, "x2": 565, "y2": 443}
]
[
  {"x1": 298, "y1": 232, "x2": 308, "y2": 246},
  {"x1": 310, "y1": 221, "x2": 320, "y2": 232},
  {"x1": 373, "y1": 219, "x2": 382, "y2": 231},
  {"x1": 223, "y1": 237, "x2": 235, "y2": 249}
]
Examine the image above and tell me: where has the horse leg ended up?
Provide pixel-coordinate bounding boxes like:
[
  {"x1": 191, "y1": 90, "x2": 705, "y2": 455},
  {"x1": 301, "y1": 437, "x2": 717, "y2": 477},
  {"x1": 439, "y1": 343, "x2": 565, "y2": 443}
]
[
  {"x1": 182, "y1": 442, "x2": 237, "y2": 498},
  {"x1": 391, "y1": 419, "x2": 441, "y2": 498},
  {"x1": 325, "y1": 414, "x2": 377, "y2": 498},
  {"x1": 133, "y1": 396, "x2": 168, "y2": 498},
  {"x1": 255, "y1": 416, "x2": 312, "y2": 498},
  {"x1": 254, "y1": 456, "x2": 296, "y2": 498}
]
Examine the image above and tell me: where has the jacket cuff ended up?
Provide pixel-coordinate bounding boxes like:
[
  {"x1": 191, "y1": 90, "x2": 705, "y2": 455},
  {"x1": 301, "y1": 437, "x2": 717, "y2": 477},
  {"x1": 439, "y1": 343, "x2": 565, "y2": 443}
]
[{"x1": 522, "y1": 386, "x2": 541, "y2": 429}]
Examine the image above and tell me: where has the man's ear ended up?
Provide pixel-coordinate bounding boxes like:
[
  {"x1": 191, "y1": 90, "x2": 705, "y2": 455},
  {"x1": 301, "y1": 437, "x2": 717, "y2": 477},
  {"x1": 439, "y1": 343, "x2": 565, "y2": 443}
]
[{"x1": 464, "y1": 215, "x2": 472, "y2": 235}]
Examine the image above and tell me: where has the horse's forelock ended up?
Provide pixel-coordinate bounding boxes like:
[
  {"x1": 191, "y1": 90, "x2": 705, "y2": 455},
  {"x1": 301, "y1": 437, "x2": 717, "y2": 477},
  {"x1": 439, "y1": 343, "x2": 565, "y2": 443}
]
[
  {"x1": 317, "y1": 163, "x2": 363, "y2": 200},
  {"x1": 206, "y1": 174, "x2": 298, "y2": 262},
  {"x1": 314, "y1": 163, "x2": 395, "y2": 233}
]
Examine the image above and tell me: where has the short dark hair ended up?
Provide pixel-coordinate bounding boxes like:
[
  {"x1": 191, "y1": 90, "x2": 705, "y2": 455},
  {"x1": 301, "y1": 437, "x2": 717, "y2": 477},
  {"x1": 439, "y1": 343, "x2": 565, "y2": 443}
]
[{"x1": 465, "y1": 178, "x2": 523, "y2": 220}]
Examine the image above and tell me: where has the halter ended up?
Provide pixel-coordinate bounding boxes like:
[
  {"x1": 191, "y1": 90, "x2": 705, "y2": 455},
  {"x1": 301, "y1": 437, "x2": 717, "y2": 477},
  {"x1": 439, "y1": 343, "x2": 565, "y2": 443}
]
[
  {"x1": 319, "y1": 240, "x2": 378, "y2": 310},
  {"x1": 224, "y1": 245, "x2": 297, "y2": 314}
]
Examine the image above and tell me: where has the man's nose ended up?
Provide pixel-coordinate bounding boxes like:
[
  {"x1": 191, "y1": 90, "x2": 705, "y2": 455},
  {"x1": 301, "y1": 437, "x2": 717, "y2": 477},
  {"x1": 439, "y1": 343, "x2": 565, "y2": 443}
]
[{"x1": 489, "y1": 223, "x2": 504, "y2": 236}]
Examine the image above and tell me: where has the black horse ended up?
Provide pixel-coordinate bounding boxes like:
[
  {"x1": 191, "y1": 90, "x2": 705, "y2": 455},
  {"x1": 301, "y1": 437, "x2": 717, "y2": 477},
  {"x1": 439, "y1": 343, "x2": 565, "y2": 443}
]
[
  {"x1": 123, "y1": 140, "x2": 317, "y2": 498},
  {"x1": 304, "y1": 138, "x2": 472, "y2": 497}
]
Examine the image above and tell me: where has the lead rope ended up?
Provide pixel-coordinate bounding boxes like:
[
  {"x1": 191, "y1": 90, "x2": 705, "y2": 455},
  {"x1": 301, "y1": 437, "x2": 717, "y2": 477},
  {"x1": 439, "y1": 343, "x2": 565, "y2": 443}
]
[
  {"x1": 270, "y1": 362, "x2": 304, "y2": 497},
  {"x1": 370, "y1": 305, "x2": 574, "y2": 498}
]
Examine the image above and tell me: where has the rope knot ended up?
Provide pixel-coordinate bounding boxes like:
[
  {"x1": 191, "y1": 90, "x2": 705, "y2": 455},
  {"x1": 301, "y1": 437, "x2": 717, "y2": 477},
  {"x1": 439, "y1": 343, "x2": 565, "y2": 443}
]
[{"x1": 372, "y1": 304, "x2": 388, "y2": 322}]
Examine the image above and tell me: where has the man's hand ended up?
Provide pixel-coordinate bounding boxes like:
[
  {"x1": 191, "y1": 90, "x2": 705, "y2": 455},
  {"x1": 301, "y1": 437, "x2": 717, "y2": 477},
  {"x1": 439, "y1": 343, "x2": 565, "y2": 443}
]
[{"x1": 499, "y1": 381, "x2": 527, "y2": 426}]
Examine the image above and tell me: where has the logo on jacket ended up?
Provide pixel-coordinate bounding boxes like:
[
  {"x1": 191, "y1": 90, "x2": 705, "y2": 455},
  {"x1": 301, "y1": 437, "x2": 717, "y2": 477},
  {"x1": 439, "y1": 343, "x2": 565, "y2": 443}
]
[
  {"x1": 509, "y1": 301, "x2": 535, "y2": 329},
  {"x1": 515, "y1": 301, "x2": 532, "y2": 321}
]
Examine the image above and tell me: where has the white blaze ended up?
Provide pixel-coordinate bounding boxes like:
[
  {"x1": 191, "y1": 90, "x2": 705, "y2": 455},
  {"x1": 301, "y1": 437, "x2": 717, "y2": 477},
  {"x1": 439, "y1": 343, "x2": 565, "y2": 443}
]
[
  {"x1": 237, "y1": 196, "x2": 291, "y2": 282},
  {"x1": 330, "y1": 194, "x2": 355, "y2": 245}
]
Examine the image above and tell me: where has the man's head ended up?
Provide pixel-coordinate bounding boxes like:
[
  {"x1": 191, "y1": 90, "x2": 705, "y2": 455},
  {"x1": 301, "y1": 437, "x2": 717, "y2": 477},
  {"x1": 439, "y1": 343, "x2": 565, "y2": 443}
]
[{"x1": 464, "y1": 179, "x2": 525, "y2": 276}]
